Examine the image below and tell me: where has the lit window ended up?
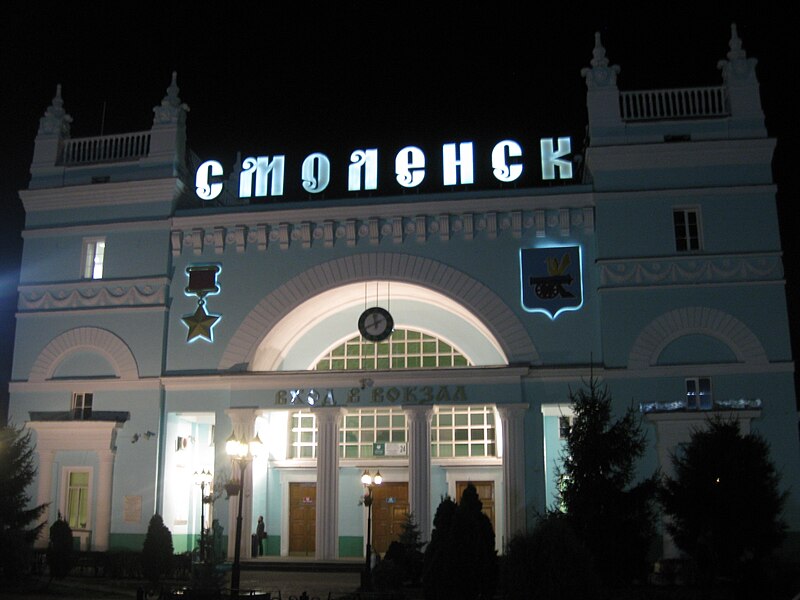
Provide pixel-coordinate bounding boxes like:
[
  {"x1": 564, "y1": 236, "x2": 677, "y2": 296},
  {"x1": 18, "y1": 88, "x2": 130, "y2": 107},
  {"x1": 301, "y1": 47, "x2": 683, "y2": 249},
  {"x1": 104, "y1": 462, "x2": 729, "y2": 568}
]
[
  {"x1": 72, "y1": 392, "x2": 93, "y2": 420},
  {"x1": 65, "y1": 469, "x2": 90, "y2": 530},
  {"x1": 340, "y1": 408, "x2": 407, "y2": 459},
  {"x1": 431, "y1": 405, "x2": 497, "y2": 458},
  {"x1": 290, "y1": 411, "x2": 317, "y2": 459},
  {"x1": 315, "y1": 328, "x2": 471, "y2": 371},
  {"x1": 83, "y1": 238, "x2": 106, "y2": 279},
  {"x1": 685, "y1": 377, "x2": 712, "y2": 410},
  {"x1": 673, "y1": 209, "x2": 701, "y2": 252}
]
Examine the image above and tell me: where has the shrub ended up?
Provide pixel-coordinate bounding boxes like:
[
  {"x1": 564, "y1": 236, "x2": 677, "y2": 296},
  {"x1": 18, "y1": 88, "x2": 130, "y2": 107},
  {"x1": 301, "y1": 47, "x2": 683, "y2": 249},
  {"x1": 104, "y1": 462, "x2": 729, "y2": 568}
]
[
  {"x1": 141, "y1": 514, "x2": 174, "y2": 587},
  {"x1": 504, "y1": 512, "x2": 600, "y2": 600},
  {"x1": 422, "y1": 486, "x2": 497, "y2": 600},
  {"x1": 47, "y1": 516, "x2": 74, "y2": 578},
  {"x1": 659, "y1": 418, "x2": 787, "y2": 583}
]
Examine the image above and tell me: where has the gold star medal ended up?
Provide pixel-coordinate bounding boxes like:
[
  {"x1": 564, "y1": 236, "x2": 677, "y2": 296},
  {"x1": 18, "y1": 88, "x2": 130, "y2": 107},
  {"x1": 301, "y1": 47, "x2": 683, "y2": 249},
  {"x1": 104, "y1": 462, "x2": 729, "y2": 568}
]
[{"x1": 182, "y1": 303, "x2": 220, "y2": 342}]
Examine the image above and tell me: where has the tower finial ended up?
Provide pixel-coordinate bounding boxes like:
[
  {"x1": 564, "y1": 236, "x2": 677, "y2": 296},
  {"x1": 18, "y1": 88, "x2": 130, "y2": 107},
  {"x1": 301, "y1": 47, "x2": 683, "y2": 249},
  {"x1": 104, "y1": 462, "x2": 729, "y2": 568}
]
[
  {"x1": 727, "y1": 23, "x2": 746, "y2": 60},
  {"x1": 38, "y1": 84, "x2": 72, "y2": 136},
  {"x1": 582, "y1": 31, "x2": 620, "y2": 89},
  {"x1": 591, "y1": 32, "x2": 609, "y2": 68},
  {"x1": 153, "y1": 71, "x2": 189, "y2": 125}
]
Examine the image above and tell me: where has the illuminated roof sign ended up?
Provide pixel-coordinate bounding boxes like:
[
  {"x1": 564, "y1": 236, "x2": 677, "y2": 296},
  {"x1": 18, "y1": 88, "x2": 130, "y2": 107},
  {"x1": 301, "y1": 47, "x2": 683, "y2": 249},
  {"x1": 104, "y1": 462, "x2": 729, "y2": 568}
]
[{"x1": 195, "y1": 137, "x2": 573, "y2": 201}]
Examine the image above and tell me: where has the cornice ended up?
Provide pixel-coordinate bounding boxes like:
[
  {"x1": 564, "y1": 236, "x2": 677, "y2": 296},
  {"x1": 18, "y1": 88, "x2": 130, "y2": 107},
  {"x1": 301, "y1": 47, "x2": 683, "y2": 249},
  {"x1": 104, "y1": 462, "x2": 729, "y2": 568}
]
[
  {"x1": 585, "y1": 138, "x2": 776, "y2": 171},
  {"x1": 20, "y1": 177, "x2": 183, "y2": 212},
  {"x1": 22, "y1": 219, "x2": 171, "y2": 238},
  {"x1": 170, "y1": 202, "x2": 596, "y2": 255}
]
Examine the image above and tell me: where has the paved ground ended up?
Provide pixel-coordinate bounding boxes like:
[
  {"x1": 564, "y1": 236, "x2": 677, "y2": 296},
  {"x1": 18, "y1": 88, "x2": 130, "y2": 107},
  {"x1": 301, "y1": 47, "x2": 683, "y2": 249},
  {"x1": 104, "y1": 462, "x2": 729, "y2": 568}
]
[{"x1": 3, "y1": 560, "x2": 370, "y2": 600}]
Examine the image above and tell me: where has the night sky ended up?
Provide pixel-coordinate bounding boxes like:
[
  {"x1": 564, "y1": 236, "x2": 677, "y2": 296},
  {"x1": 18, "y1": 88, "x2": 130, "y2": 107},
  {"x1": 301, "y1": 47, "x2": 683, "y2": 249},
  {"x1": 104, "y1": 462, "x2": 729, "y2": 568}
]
[{"x1": 1, "y1": 5, "x2": 795, "y2": 420}]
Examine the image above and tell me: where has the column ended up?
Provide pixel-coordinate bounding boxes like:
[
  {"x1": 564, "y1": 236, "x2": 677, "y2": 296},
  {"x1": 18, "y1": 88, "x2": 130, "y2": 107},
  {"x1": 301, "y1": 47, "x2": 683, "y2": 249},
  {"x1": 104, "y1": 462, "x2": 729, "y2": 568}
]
[
  {"x1": 315, "y1": 406, "x2": 343, "y2": 559},
  {"x1": 34, "y1": 449, "x2": 55, "y2": 548},
  {"x1": 94, "y1": 449, "x2": 115, "y2": 550},
  {"x1": 497, "y1": 403, "x2": 529, "y2": 544},
  {"x1": 404, "y1": 405, "x2": 434, "y2": 543},
  {"x1": 225, "y1": 408, "x2": 258, "y2": 560}
]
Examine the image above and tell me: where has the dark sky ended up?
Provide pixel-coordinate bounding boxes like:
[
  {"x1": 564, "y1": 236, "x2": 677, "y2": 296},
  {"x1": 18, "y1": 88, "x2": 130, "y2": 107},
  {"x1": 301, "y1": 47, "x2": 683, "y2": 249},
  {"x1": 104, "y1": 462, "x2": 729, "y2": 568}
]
[{"x1": 0, "y1": 4, "x2": 795, "y2": 420}]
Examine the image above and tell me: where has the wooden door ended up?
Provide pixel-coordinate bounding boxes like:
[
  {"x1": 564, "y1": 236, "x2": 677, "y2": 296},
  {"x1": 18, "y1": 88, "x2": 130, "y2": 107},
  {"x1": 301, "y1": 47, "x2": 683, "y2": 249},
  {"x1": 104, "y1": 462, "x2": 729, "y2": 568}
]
[
  {"x1": 456, "y1": 481, "x2": 495, "y2": 533},
  {"x1": 371, "y1": 482, "x2": 408, "y2": 555},
  {"x1": 289, "y1": 482, "x2": 316, "y2": 555}
]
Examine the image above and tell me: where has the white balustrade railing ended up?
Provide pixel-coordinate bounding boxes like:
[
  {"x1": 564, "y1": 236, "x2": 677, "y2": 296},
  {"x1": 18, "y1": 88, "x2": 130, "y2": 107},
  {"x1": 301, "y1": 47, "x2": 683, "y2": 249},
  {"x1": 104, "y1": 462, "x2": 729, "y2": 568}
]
[
  {"x1": 620, "y1": 86, "x2": 729, "y2": 121},
  {"x1": 61, "y1": 131, "x2": 151, "y2": 165}
]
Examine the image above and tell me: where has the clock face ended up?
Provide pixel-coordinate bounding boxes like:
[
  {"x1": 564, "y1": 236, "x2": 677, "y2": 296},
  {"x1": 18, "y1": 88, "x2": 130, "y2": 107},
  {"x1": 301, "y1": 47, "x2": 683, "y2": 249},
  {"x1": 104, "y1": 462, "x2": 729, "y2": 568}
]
[{"x1": 358, "y1": 307, "x2": 394, "y2": 342}]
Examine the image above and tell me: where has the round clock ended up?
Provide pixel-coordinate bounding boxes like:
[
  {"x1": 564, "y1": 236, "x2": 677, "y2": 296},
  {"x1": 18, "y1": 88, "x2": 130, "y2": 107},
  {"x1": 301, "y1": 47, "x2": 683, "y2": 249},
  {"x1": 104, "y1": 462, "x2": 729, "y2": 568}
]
[{"x1": 358, "y1": 307, "x2": 394, "y2": 342}]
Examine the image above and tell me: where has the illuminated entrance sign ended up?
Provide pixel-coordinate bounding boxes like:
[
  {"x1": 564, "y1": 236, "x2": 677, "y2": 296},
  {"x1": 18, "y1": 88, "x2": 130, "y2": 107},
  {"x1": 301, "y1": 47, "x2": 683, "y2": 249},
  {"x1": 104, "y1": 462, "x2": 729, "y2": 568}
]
[{"x1": 195, "y1": 137, "x2": 573, "y2": 201}]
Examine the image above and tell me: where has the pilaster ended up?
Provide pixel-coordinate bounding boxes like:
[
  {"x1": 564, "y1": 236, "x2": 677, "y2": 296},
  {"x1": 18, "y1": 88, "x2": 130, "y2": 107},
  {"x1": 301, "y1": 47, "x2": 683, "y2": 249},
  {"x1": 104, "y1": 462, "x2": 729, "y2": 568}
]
[
  {"x1": 314, "y1": 406, "x2": 344, "y2": 559},
  {"x1": 496, "y1": 403, "x2": 529, "y2": 542},
  {"x1": 404, "y1": 405, "x2": 434, "y2": 543}
]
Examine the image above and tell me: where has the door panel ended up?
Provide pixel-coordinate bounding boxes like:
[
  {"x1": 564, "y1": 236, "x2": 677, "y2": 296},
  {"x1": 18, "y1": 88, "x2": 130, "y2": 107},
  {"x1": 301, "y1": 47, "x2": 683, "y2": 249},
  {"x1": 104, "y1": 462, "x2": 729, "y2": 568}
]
[
  {"x1": 289, "y1": 482, "x2": 316, "y2": 556},
  {"x1": 371, "y1": 482, "x2": 408, "y2": 555}
]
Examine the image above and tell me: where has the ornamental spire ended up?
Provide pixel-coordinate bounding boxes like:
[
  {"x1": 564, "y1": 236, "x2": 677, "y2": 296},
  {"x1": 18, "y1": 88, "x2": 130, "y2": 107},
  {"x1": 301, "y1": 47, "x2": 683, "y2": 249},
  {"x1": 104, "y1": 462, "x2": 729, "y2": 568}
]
[
  {"x1": 582, "y1": 31, "x2": 620, "y2": 90},
  {"x1": 726, "y1": 23, "x2": 747, "y2": 61},
  {"x1": 38, "y1": 84, "x2": 72, "y2": 136},
  {"x1": 153, "y1": 71, "x2": 189, "y2": 125}
]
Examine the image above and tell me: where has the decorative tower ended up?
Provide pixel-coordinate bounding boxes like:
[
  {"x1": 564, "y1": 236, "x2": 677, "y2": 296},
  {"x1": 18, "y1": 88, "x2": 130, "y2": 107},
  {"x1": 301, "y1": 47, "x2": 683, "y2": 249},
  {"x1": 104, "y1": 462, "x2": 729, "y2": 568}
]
[
  {"x1": 717, "y1": 23, "x2": 767, "y2": 138},
  {"x1": 29, "y1": 85, "x2": 73, "y2": 187},
  {"x1": 581, "y1": 32, "x2": 622, "y2": 147}
]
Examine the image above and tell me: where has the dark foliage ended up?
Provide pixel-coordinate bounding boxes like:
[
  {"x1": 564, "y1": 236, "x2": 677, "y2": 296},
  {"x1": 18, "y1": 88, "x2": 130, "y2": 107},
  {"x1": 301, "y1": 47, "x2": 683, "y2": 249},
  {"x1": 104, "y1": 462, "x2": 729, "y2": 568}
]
[
  {"x1": 423, "y1": 486, "x2": 497, "y2": 600},
  {"x1": 47, "y1": 516, "x2": 74, "y2": 578},
  {"x1": 141, "y1": 513, "x2": 174, "y2": 587},
  {"x1": 0, "y1": 424, "x2": 48, "y2": 581},
  {"x1": 504, "y1": 511, "x2": 601, "y2": 600},
  {"x1": 557, "y1": 377, "x2": 657, "y2": 587},
  {"x1": 374, "y1": 511, "x2": 426, "y2": 590},
  {"x1": 659, "y1": 418, "x2": 787, "y2": 582}
]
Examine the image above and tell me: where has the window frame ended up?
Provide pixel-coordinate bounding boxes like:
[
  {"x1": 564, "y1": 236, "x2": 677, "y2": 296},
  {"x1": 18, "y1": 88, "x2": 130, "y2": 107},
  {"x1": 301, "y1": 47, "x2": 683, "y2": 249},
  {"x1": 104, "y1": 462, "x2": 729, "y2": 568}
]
[
  {"x1": 60, "y1": 466, "x2": 93, "y2": 531},
  {"x1": 71, "y1": 392, "x2": 93, "y2": 420},
  {"x1": 673, "y1": 207, "x2": 702, "y2": 253},
  {"x1": 685, "y1": 376, "x2": 712, "y2": 410},
  {"x1": 431, "y1": 405, "x2": 498, "y2": 459},
  {"x1": 82, "y1": 237, "x2": 106, "y2": 280}
]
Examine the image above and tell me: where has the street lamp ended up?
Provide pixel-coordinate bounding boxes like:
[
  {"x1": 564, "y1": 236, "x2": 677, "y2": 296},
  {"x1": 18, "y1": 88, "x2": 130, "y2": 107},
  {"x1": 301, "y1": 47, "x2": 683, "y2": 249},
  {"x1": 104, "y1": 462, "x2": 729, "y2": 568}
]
[
  {"x1": 193, "y1": 469, "x2": 213, "y2": 562},
  {"x1": 225, "y1": 431, "x2": 263, "y2": 599},
  {"x1": 360, "y1": 469, "x2": 382, "y2": 590}
]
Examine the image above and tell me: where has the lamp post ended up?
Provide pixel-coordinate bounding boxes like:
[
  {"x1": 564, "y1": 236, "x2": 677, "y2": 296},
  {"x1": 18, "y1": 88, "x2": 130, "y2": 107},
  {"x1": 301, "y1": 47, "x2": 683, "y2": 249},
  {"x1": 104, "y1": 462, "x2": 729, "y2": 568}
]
[
  {"x1": 193, "y1": 469, "x2": 213, "y2": 563},
  {"x1": 225, "y1": 431, "x2": 263, "y2": 599},
  {"x1": 360, "y1": 469, "x2": 382, "y2": 590}
]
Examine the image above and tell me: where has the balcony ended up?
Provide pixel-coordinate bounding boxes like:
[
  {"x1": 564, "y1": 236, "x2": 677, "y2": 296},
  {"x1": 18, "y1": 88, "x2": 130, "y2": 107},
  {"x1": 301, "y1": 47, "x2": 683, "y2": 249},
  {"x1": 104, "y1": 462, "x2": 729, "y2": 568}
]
[
  {"x1": 620, "y1": 86, "x2": 729, "y2": 122},
  {"x1": 60, "y1": 131, "x2": 151, "y2": 166}
]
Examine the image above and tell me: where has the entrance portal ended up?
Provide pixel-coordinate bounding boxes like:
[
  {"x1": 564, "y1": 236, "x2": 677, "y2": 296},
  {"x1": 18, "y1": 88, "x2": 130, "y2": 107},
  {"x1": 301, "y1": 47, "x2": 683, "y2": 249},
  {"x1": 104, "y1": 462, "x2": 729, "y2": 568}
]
[
  {"x1": 289, "y1": 482, "x2": 316, "y2": 556},
  {"x1": 372, "y1": 482, "x2": 409, "y2": 555}
]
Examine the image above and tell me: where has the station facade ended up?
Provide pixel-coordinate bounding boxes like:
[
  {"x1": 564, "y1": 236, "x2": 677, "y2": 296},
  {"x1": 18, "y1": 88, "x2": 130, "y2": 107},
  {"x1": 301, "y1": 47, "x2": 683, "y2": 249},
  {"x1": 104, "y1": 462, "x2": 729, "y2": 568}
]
[{"x1": 9, "y1": 27, "x2": 800, "y2": 561}]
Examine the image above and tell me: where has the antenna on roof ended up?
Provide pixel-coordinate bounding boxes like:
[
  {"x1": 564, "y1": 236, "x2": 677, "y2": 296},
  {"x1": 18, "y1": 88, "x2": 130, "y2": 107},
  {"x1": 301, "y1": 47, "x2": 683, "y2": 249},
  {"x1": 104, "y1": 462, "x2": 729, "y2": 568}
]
[{"x1": 100, "y1": 101, "x2": 107, "y2": 136}]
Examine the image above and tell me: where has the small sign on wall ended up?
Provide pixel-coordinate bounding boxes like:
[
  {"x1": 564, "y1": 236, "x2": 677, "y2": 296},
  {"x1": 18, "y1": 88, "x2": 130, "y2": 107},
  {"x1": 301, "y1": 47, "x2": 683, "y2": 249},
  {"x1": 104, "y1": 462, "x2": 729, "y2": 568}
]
[{"x1": 123, "y1": 496, "x2": 142, "y2": 523}]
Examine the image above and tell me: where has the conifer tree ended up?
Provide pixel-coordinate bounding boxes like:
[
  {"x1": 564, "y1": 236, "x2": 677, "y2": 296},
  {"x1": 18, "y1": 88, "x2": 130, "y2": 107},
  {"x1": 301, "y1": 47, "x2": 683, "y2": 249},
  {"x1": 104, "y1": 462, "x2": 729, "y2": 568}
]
[
  {"x1": 0, "y1": 425, "x2": 48, "y2": 581},
  {"x1": 660, "y1": 418, "x2": 786, "y2": 581},
  {"x1": 557, "y1": 377, "x2": 657, "y2": 587},
  {"x1": 141, "y1": 513, "x2": 174, "y2": 588}
]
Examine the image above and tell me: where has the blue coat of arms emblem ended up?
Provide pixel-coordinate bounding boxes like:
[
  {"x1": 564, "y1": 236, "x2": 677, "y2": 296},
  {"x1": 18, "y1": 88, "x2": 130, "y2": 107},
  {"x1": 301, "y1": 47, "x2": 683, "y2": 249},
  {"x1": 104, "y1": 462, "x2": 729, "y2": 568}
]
[{"x1": 520, "y1": 246, "x2": 583, "y2": 318}]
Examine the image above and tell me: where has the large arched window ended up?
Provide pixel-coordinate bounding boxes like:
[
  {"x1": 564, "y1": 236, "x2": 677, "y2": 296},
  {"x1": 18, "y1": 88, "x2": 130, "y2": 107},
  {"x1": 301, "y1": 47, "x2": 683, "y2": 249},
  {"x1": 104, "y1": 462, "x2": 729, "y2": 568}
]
[{"x1": 314, "y1": 328, "x2": 471, "y2": 371}]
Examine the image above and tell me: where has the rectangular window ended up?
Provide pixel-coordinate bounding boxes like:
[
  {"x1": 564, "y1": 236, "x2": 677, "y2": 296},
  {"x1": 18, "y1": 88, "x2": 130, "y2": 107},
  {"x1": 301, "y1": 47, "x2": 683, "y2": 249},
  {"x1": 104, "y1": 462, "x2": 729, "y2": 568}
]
[
  {"x1": 65, "y1": 469, "x2": 91, "y2": 530},
  {"x1": 431, "y1": 405, "x2": 497, "y2": 458},
  {"x1": 290, "y1": 411, "x2": 317, "y2": 459},
  {"x1": 673, "y1": 209, "x2": 701, "y2": 252},
  {"x1": 82, "y1": 238, "x2": 106, "y2": 279},
  {"x1": 339, "y1": 408, "x2": 407, "y2": 459},
  {"x1": 685, "y1": 377, "x2": 712, "y2": 410},
  {"x1": 72, "y1": 392, "x2": 93, "y2": 420}
]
